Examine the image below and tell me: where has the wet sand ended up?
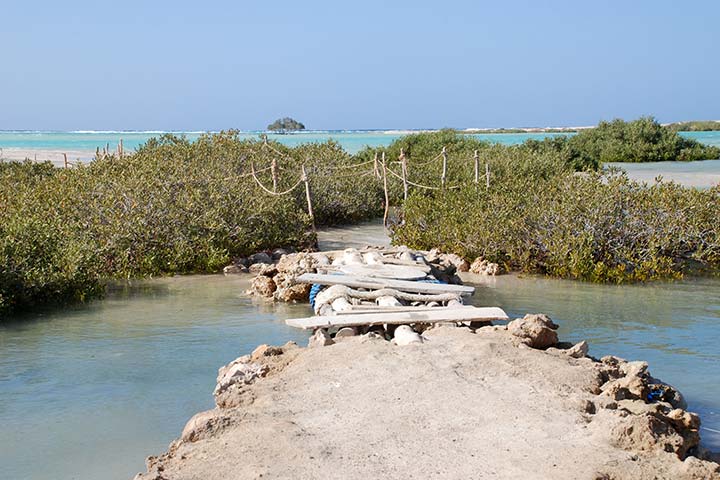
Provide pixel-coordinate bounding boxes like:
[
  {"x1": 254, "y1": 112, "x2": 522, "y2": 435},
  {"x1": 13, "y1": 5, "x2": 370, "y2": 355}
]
[
  {"x1": 609, "y1": 160, "x2": 720, "y2": 189},
  {"x1": 0, "y1": 148, "x2": 96, "y2": 165}
]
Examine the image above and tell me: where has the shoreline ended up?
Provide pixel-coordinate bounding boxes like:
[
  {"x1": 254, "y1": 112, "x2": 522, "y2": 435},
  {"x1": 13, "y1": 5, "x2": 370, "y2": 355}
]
[
  {"x1": 0, "y1": 147, "x2": 97, "y2": 165},
  {"x1": 133, "y1": 320, "x2": 720, "y2": 480}
]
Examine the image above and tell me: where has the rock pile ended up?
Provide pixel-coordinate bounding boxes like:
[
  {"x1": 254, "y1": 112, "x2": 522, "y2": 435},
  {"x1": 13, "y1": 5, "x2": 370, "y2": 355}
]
[
  {"x1": 474, "y1": 314, "x2": 710, "y2": 464},
  {"x1": 591, "y1": 355, "x2": 705, "y2": 460},
  {"x1": 222, "y1": 248, "x2": 290, "y2": 275},
  {"x1": 213, "y1": 342, "x2": 301, "y2": 409},
  {"x1": 469, "y1": 257, "x2": 501, "y2": 276},
  {"x1": 248, "y1": 252, "x2": 321, "y2": 302}
]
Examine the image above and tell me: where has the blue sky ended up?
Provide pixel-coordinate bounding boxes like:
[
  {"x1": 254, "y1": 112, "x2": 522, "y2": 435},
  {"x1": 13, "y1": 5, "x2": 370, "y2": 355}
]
[{"x1": 1, "y1": 0, "x2": 718, "y2": 130}]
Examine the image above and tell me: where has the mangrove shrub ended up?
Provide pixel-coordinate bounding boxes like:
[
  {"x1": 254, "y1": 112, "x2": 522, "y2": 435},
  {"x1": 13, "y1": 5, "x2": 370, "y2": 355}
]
[
  {"x1": 393, "y1": 167, "x2": 720, "y2": 283},
  {"x1": 567, "y1": 117, "x2": 720, "y2": 163}
]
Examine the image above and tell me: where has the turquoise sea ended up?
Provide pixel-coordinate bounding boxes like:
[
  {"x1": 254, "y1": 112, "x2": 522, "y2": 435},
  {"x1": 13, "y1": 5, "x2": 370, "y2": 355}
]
[
  {"x1": 0, "y1": 129, "x2": 578, "y2": 156},
  {"x1": 2, "y1": 130, "x2": 718, "y2": 156}
]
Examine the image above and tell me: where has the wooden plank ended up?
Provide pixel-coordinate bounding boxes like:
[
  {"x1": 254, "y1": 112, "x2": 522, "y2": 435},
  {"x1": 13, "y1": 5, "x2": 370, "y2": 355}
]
[
  {"x1": 378, "y1": 257, "x2": 431, "y2": 271},
  {"x1": 295, "y1": 273, "x2": 475, "y2": 296},
  {"x1": 338, "y1": 264, "x2": 429, "y2": 280},
  {"x1": 321, "y1": 261, "x2": 431, "y2": 274},
  {"x1": 313, "y1": 247, "x2": 404, "y2": 259},
  {"x1": 336, "y1": 305, "x2": 476, "y2": 315},
  {"x1": 285, "y1": 306, "x2": 508, "y2": 330}
]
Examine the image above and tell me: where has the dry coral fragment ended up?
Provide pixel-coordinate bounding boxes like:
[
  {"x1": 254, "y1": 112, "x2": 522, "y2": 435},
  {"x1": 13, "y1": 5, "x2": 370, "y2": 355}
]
[
  {"x1": 213, "y1": 361, "x2": 268, "y2": 397},
  {"x1": 308, "y1": 329, "x2": 334, "y2": 348},
  {"x1": 223, "y1": 264, "x2": 248, "y2": 274},
  {"x1": 507, "y1": 313, "x2": 559, "y2": 349},
  {"x1": 250, "y1": 344, "x2": 284, "y2": 362},
  {"x1": 181, "y1": 409, "x2": 231, "y2": 443},
  {"x1": 469, "y1": 257, "x2": 501, "y2": 276},
  {"x1": 251, "y1": 275, "x2": 276, "y2": 297},
  {"x1": 276, "y1": 252, "x2": 318, "y2": 275},
  {"x1": 565, "y1": 340, "x2": 589, "y2": 358},
  {"x1": 393, "y1": 325, "x2": 423, "y2": 346},
  {"x1": 249, "y1": 263, "x2": 278, "y2": 276}
]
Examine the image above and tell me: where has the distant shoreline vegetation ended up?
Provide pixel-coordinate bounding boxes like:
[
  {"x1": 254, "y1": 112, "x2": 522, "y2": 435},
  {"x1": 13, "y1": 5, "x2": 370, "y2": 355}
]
[
  {"x1": 1, "y1": 116, "x2": 719, "y2": 317},
  {"x1": 666, "y1": 120, "x2": 720, "y2": 132},
  {"x1": 557, "y1": 117, "x2": 720, "y2": 163},
  {"x1": 460, "y1": 127, "x2": 582, "y2": 134}
]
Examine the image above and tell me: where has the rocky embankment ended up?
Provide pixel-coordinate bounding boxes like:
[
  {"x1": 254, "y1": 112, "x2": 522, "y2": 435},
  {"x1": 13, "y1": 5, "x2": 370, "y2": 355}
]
[{"x1": 134, "y1": 315, "x2": 719, "y2": 480}]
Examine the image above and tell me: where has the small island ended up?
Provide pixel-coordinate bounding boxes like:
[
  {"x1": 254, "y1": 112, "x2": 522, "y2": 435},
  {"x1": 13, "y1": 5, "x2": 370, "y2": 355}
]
[{"x1": 267, "y1": 117, "x2": 305, "y2": 133}]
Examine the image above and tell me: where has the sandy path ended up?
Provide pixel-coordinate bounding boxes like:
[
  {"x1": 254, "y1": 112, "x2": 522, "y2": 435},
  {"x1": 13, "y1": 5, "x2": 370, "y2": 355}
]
[{"x1": 134, "y1": 327, "x2": 719, "y2": 479}]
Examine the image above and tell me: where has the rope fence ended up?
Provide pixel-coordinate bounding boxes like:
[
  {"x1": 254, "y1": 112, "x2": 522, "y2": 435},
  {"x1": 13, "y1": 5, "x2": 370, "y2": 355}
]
[
  {"x1": 245, "y1": 144, "x2": 491, "y2": 228},
  {"x1": 250, "y1": 168, "x2": 304, "y2": 196},
  {"x1": 386, "y1": 166, "x2": 460, "y2": 191},
  {"x1": 50, "y1": 139, "x2": 491, "y2": 231}
]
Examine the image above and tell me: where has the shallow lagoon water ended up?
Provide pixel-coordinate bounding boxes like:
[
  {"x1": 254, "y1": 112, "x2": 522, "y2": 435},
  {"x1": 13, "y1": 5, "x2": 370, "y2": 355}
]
[
  {"x1": 2, "y1": 129, "x2": 719, "y2": 158},
  {"x1": 1, "y1": 224, "x2": 719, "y2": 479},
  {"x1": 0, "y1": 130, "x2": 570, "y2": 154},
  {"x1": 0, "y1": 276, "x2": 310, "y2": 480},
  {"x1": 608, "y1": 159, "x2": 720, "y2": 189},
  {"x1": 467, "y1": 273, "x2": 720, "y2": 450}
]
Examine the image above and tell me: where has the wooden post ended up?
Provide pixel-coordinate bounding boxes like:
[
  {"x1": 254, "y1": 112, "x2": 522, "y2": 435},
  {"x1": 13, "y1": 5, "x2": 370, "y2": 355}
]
[
  {"x1": 400, "y1": 148, "x2": 408, "y2": 201},
  {"x1": 441, "y1": 146, "x2": 447, "y2": 188},
  {"x1": 474, "y1": 150, "x2": 479, "y2": 185},
  {"x1": 302, "y1": 165, "x2": 316, "y2": 232},
  {"x1": 63, "y1": 153, "x2": 68, "y2": 168},
  {"x1": 373, "y1": 152, "x2": 380, "y2": 178},
  {"x1": 382, "y1": 152, "x2": 390, "y2": 228},
  {"x1": 118, "y1": 138, "x2": 124, "y2": 157},
  {"x1": 271, "y1": 158, "x2": 279, "y2": 192},
  {"x1": 485, "y1": 162, "x2": 490, "y2": 189}
]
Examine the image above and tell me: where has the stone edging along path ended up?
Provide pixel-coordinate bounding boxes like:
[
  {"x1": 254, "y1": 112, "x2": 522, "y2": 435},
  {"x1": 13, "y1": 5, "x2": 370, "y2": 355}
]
[{"x1": 133, "y1": 314, "x2": 720, "y2": 480}]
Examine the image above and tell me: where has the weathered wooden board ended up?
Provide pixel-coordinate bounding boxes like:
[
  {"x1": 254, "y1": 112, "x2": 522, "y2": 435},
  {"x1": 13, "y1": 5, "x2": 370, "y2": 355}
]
[
  {"x1": 313, "y1": 247, "x2": 406, "y2": 259},
  {"x1": 285, "y1": 306, "x2": 508, "y2": 330},
  {"x1": 295, "y1": 273, "x2": 475, "y2": 296},
  {"x1": 336, "y1": 305, "x2": 476, "y2": 315},
  {"x1": 338, "y1": 264, "x2": 429, "y2": 280},
  {"x1": 378, "y1": 257, "x2": 430, "y2": 269}
]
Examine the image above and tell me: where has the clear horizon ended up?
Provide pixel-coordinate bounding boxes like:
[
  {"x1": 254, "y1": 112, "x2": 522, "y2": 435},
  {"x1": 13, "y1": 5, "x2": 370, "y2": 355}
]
[
  {"x1": 2, "y1": 0, "x2": 718, "y2": 131},
  {"x1": 2, "y1": 118, "x2": 720, "y2": 134}
]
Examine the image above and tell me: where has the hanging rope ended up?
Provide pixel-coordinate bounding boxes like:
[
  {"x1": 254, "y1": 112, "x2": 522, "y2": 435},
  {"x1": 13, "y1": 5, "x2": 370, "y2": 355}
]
[
  {"x1": 222, "y1": 165, "x2": 272, "y2": 181},
  {"x1": 313, "y1": 169, "x2": 376, "y2": 179},
  {"x1": 386, "y1": 167, "x2": 461, "y2": 190},
  {"x1": 257, "y1": 140, "x2": 377, "y2": 174},
  {"x1": 410, "y1": 151, "x2": 445, "y2": 167},
  {"x1": 331, "y1": 158, "x2": 376, "y2": 170},
  {"x1": 250, "y1": 162, "x2": 304, "y2": 195}
]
